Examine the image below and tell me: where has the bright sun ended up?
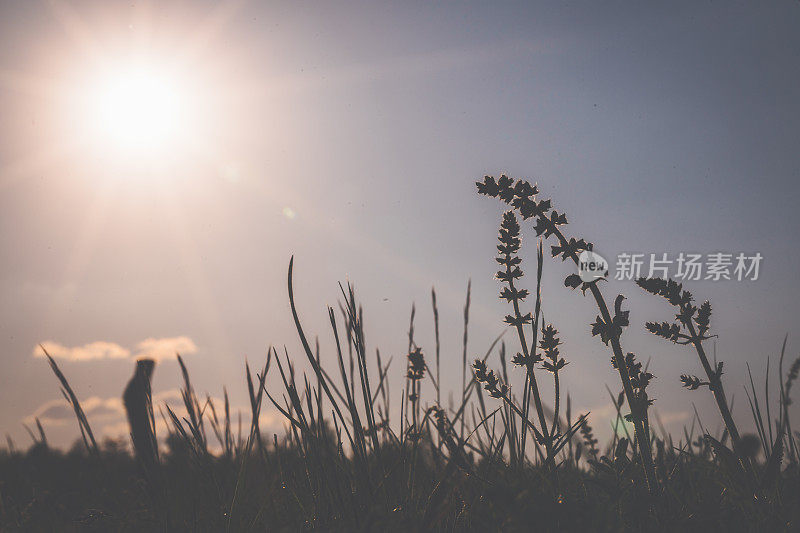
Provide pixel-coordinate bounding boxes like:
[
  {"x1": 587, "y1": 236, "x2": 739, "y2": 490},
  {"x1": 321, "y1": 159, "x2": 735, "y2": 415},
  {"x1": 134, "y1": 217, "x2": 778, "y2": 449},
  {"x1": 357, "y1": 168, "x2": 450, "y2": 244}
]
[{"x1": 84, "y1": 65, "x2": 189, "y2": 156}]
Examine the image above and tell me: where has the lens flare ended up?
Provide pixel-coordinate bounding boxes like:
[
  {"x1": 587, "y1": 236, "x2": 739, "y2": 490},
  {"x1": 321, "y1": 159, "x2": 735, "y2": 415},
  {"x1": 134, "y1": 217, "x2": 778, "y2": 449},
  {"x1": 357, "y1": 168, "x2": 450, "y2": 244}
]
[{"x1": 85, "y1": 65, "x2": 186, "y2": 155}]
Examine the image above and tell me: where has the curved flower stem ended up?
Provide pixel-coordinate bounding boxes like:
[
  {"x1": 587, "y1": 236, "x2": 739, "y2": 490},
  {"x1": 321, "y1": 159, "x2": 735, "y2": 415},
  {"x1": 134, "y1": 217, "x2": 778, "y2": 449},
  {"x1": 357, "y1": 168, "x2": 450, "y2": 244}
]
[
  {"x1": 684, "y1": 319, "x2": 755, "y2": 481},
  {"x1": 537, "y1": 216, "x2": 658, "y2": 495}
]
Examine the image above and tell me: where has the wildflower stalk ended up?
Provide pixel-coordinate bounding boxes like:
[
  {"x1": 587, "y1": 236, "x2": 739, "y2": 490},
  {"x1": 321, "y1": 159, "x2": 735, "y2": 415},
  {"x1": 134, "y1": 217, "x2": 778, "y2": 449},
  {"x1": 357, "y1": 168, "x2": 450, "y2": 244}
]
[
  {"x1": 550, "y1": 233, "x2": 657, "y2": 492},
  {"x1": 495, "y1": 212, "x2": 555, "y2": 466},
  {"x1": 638, "y1": 277, "x2": 756, "y2": 483},
  {"x1": 477, "y1": 175, "x2": 658, "y2": 495},
  {"x1": 539, "y1": 324, "x2": 568, "y2": 440},
  {"x1": 686, "y1": 319, "x2": 745, "y2": 455},
  {"x1": 592, "y1": 295, "x2": 656, "y2": 486}
]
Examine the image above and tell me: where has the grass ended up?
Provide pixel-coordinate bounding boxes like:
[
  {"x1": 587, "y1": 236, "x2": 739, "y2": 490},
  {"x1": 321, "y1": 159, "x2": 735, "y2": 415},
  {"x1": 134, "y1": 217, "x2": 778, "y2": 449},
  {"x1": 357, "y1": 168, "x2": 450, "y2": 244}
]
[{"x1": 1, "y1": 174, "x2": 799, "y2": 531}]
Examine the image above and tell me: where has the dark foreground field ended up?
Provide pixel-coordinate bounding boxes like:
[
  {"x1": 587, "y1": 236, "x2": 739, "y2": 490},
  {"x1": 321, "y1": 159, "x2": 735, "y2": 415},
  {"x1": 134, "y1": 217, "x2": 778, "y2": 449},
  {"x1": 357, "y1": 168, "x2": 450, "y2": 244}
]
[
  {"x1": 2, "y1": 176, "x2": 799, "y2": 531},
  {"x1": 1, "y1": 435, "x2": 798, "y2": 532}
]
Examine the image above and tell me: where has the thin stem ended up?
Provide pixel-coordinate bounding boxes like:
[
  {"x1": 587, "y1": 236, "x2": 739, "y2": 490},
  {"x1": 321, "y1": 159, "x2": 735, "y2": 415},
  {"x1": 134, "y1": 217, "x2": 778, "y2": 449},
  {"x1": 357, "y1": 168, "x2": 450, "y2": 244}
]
[
  {"x1": 550, "y1": 369, "x2": 560, "y2": 439},
  {"x1": 538, "y1": 216, "x2": 658, "y2": 494},
  {"x1": 507, "y1": 275, "x2": 555, "y2": 466},
  {"x1": 685, "y1": 319, "x2": 755, "y2": 481}
]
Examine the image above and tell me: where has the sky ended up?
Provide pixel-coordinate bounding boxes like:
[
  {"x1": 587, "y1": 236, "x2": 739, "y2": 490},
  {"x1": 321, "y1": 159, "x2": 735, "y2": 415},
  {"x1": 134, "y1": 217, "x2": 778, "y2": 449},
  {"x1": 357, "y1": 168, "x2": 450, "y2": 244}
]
[{"x1": 0, "y1": 0, "x2": 799, "y2": 451}]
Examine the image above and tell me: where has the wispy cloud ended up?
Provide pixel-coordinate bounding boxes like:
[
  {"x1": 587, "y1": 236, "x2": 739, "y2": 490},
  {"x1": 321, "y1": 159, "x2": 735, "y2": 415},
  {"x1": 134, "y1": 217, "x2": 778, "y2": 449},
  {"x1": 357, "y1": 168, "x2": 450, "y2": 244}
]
[
  {"x1": 25, "y1": 390, "x2": 184, "y2": 434},
  {"x1": 133, "y1": 336, "x2": 197, "y2": 362},
  {"x1": 35, "y1": 341, "x2": 130, "y2": 361},
  {"x1": 34, "y1": 336, "x2": 197, "y2": 362},
  {"x1": 25, "y1": 396, "x2": 124, "y2": 426}
]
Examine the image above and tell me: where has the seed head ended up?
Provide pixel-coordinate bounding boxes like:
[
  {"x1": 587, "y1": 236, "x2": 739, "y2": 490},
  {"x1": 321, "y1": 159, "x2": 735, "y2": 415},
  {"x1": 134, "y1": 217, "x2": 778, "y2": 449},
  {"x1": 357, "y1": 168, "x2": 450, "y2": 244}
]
[{"x1": 406, "y1": 347, "x2": 425, "y2": 381}]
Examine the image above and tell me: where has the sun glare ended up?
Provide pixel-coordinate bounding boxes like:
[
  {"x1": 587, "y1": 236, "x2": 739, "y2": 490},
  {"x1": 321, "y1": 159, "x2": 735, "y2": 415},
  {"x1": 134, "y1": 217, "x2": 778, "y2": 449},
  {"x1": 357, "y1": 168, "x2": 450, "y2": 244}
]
[{"x1": 83, "y1": 65, "x2": 189, "y2": 156}]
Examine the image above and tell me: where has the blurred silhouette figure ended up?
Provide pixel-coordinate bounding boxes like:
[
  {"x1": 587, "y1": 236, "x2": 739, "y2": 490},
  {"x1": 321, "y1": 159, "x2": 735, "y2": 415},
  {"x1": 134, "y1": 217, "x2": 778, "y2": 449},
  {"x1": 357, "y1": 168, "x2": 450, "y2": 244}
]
[{"x1": 123, "y1": 358, "x2": 159, "y2": 467}]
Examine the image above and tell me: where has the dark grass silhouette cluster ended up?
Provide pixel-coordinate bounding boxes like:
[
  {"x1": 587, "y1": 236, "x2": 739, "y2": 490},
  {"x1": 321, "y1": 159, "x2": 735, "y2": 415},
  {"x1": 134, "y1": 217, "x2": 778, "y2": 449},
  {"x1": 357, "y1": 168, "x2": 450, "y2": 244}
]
[{"x1": 1, "y1": 174, "x2": 799, "y2": 531}]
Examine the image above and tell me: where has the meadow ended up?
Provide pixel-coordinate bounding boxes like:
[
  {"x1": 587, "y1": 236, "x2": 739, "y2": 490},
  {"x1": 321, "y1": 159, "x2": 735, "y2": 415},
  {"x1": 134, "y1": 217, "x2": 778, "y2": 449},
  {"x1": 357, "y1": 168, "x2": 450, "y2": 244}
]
[{"x1": 1, "y1": 175, "x2": 798, "y2": 531}]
